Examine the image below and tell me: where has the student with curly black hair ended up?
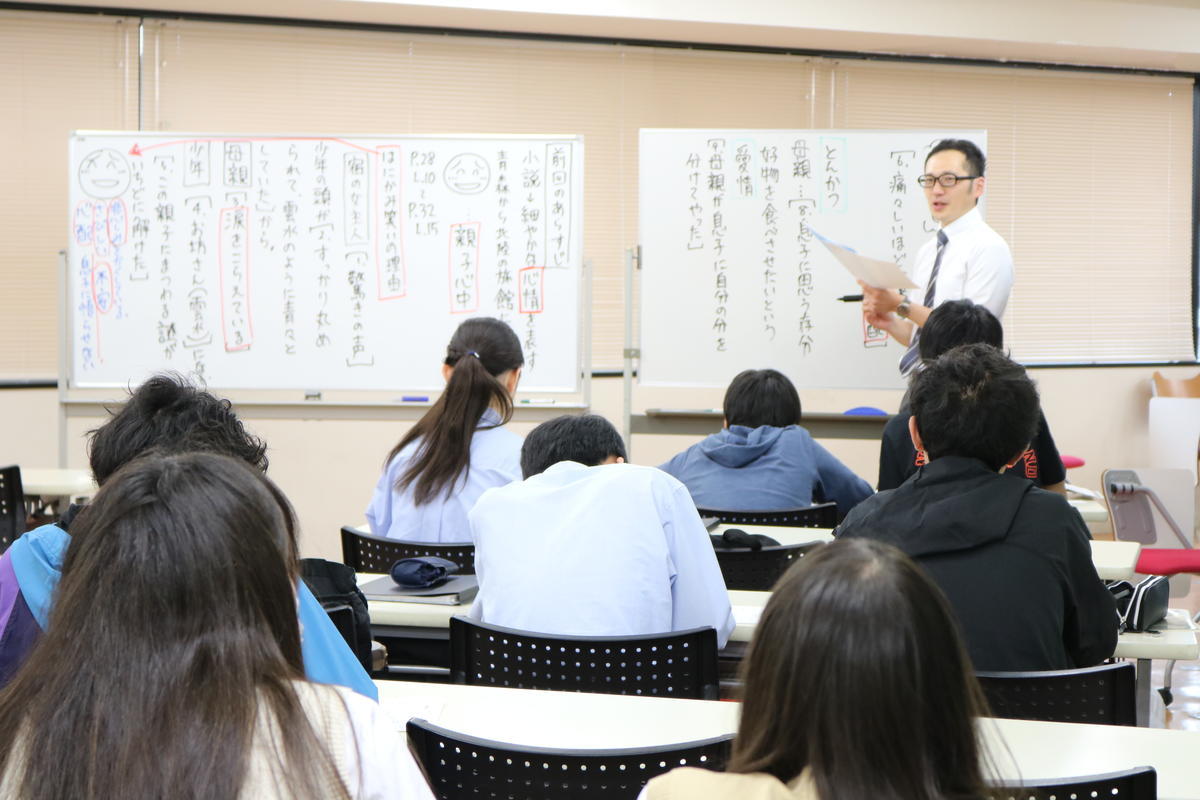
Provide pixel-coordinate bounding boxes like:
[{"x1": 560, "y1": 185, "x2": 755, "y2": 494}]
[
  {"x1": 838, "y1": 345, "x2": 1116, "y2": 671},
  {"x1": 0, "y1": 373, "x2": 374, "y2": 699}
]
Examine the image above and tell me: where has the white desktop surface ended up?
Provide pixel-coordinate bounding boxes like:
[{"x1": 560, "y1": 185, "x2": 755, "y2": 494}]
[
  {"x1": 1069, "y1": 498, "x2": 1109, "y2": 523},
  {"x1": 711, "y1": 524, "x2": 833, "y2": 545},
  {"x1": 20, "y1": 468, "x2": 95, "y2": 498},
  {"x1": 1089, "y1": 539, "x2": 1140, "y2": 580},
  {"x1": 1115, "y1": 608, "x2": 1200, "y2": 661},
  {"x1": 377, "y1": 680, "x2": 1200, "y2": 799},
  {"x1": 713, "y1": 526, "x2": 1135, "y2": 580},
  {"x1": 362, "y1": 576, "x2": 1193, "y2": 662}
]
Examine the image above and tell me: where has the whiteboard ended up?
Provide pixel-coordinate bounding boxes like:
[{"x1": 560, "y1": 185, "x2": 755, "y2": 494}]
[
  {"x1": 638, "y1": 129, "x2": 986, "y2": 390},
  {"x1": 68, "y1": 132, "x2": 584, "y2": 392}
]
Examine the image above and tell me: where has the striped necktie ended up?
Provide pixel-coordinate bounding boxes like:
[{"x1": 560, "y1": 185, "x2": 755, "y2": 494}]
[{"x1": 898, "y1": 229, "x2": 949, "y2": 376}]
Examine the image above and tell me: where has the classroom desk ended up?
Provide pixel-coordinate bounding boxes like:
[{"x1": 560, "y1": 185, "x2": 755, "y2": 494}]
[
  {"x1": 1069, "y1": 498, "x2": 1110, "y2": 524},
  {"x1": 375, "y1": 680, "x2": 1200, "y2": 799},
  {"x1": 1118, "y1": 609, "x2": 1200, "y2": 727},
  {"x1": 364, "y1": 579, "x2": 1194, "y2": 725},
  {"x1": 711, "y1": 525, "x2": 1139, "y2": 581},
  {"x1": 725, "y1": 595, "x2": 1197, "y2": 726},
  {"x1": 19, "y1": 468, "x2": 95, "y2": 516}
]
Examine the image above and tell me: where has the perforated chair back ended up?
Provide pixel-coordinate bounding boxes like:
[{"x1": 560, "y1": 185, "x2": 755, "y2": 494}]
[
  {"x1": 695, "y1": 503, "x2": 837, "y2": 528},
  {"x1": 407, "y1": 717, "x2": 732, "y2": 800},
  {"x1": 714, "y1": 541, "x2": 823, "y2": 591},
  {"x1": 0, "y1": 466, "x2": 27, "y2": 553},
  {"x1": 340, "y1": 526, "x2": 475, "y2": 574},
  {"x1": 977, "y1": 662, "x2": 1136, "y2": 726},
  {"x1": 449, "y1": 616, "x2": 720, "y2": 699},
  {"x1": 987, "y1": 766, "x2": 1156, "y2": 800}
]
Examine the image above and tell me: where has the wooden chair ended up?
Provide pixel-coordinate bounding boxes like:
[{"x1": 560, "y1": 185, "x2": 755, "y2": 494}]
[
  {"x1": 450, "y1": 616, "x2": 720, "y2": 700},
  {"x1": 696, "y1": 502, "x2": 837, "y2": 528},
  {"x1": 407, "y1": 717, "x2": 731, "y2": 800},
  {"x1": 976, "y1": 662, "x2": 1136, "y2": 726},
  {"x1": 1151, "y1": 370, "x2": 1200, "y2": 397},
  {"x1": 0, "y1": 466, "x2": 27, "y2": 554},
  {"x1": 340, "y1": 526, "x2": 475, "y2": 574},
  {"x1": 987, "y1": 766, "x2": 1156, "y2": 800},
  {"x1": 714, "y1": 541, "x2": 823, "y2": 591}
]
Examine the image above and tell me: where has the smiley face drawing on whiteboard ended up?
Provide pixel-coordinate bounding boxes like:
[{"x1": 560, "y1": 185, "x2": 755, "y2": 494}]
[
  {"x1": 78, "y1": 149, "x2": 132, "y2": 199},
  {"x1": 443, "y1": 153, "x2": 491, "y2": 194}
]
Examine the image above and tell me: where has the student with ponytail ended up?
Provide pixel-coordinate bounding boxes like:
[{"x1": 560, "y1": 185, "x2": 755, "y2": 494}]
[{"x1": 367, "y1": 317, "x2": 525, "y2": 542}]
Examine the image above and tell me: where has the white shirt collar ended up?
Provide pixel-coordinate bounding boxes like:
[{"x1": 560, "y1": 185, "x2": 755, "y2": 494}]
[
  {"x1": 543, "y1": 460, "x2": 589, "y2": 475},
  {"x1": 940, "y1": 204, "x2": 983, "y2": 238}
]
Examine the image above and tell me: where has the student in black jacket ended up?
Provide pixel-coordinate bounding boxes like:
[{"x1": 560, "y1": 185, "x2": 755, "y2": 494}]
[
  {"x1": 876, "y1": 299, "x2": 1066, "y2": 494},
  {"x1": 838, "y1": 343, "x2": 1117, "y2": 672}
]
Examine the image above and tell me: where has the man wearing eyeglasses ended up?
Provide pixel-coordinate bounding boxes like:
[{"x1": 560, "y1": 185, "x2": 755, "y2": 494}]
[{"x1": 860, "y1": 139, "x2": 1013, "y2": 376}]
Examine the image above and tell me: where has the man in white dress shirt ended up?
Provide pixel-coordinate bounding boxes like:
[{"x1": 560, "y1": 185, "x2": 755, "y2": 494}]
[
  {"x1": 468, "y1": 414, "x2": 735, "y2": 647},
  {"x1": 861, "y1": 139, "x2": 1014, "y2": 375}
]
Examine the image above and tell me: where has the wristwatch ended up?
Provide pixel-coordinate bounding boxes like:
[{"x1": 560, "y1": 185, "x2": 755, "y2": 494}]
[{"x1": 896, "y1": 298, "x2": 912, "y2": 319}]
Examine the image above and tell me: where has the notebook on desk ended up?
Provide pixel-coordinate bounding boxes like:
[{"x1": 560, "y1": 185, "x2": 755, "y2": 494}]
[{"x1": 359, "y1": 574, "x2": 478, "y2": 606}]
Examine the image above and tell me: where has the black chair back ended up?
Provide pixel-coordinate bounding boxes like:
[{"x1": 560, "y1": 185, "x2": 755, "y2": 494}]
[
  {"x1": 407, "y1": 717, "x2": 732, "y2": 800},
  {"x1": 696, "y1": 502, "x2": 837, "y2": 528},
  {"x1": 0, "y1": 466, "x2": 27, "y2": 553},
  {"x1": 715, "y1": 541, "x2": 823, "y2": 591},
  {"x1": 977, "y1": 662, "x2": 1136, "y2": 726},
  {"x1": 987, "y1": 766, "x2": 1156, "y2": 800},
  {"x1": 449, "y1": 616, "x2": 720, "y2": 700},
  {"x1": 340, "y1": 526, "x2": 475, "y2": 574}
]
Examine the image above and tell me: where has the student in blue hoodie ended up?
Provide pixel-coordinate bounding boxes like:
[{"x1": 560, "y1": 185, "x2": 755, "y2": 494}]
[
  {"x1": 659, "y1": 369, "x2": 873, "y2": 518},
  {"x1": 0, "y1": 374, "x2": 377, "y2": 700}
]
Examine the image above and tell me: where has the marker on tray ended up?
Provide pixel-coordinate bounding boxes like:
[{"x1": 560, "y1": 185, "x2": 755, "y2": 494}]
[
  {"x1": 520, "y1": 398, "x2": 556, "y2": 405},
  {"x1": 400, "y1": 395, "x2": 430, "y2": 403}
]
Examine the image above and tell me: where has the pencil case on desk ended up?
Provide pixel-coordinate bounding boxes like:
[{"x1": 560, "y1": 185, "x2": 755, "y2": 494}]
[{"x1": 1108, "y1": 575, "x2": 1169, "y2": 633}]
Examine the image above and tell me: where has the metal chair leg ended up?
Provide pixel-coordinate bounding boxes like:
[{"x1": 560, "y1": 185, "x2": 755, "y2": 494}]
[{"x1": 1158, "y1": 659, "x2": 1176, "y2": 707}]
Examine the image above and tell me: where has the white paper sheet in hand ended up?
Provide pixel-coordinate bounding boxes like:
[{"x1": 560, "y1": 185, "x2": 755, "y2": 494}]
[{"x1": 811, "y1": 228, "x2": 919, "y2": 290}]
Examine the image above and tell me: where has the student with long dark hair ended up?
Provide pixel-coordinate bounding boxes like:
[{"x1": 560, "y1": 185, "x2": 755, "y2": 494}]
[
  {"x1": 367, "y1": 317, "x2": 524, "y2": 542},
  {"x1": 641, "y1": 538, "x2": 990, "y2": 800},
  {"x1": 0, "y1": 453, "x2": 432, "y2": 800}
]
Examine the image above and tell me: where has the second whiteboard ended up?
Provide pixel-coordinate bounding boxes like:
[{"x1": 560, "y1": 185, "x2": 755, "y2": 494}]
[{"x1": 638, "y1": 128, "x2": 985, "y2": 390}]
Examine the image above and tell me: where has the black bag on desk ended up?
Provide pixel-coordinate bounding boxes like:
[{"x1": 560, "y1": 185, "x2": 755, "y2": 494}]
[
  {"x1": 300, "y1": 558, "x2": 373, "y2": 670},
  {"x1": 709, "y1": 528, "x2": 781, "y2": 551},
  {"x1": 1108, "y1": 575, "x2": 1170, "y2": 633}
]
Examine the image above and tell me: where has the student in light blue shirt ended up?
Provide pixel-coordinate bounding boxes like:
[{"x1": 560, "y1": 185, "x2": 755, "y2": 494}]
[
  {"x1": 366, "y1": 317, "x2": 524, "y2": 543},
  {"x1": 470, "y1": 414, "x2": 734, "y2": 647},
  {"x1": 659, "y1": 369, "x2": 873, "y2": 518}
]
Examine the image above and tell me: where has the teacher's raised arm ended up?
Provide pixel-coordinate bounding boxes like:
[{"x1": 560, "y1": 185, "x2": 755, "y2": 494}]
[{"x1": 863, "y1": 139, "x2": 1014, "y2": 376}]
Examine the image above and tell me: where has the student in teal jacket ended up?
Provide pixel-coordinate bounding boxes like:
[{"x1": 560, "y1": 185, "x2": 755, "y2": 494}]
[{"x1": 0, "y1": 374, "x2": 375, "y2": 700}]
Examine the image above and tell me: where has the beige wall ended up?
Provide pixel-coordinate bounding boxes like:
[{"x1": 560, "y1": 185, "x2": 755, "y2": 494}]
[
  {"x1": 6, "y1": 361, "x2": 1198, "y2": 559},
  {"x1": 18, "y1": 0, "x2": 1200, "y2": 71}
]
